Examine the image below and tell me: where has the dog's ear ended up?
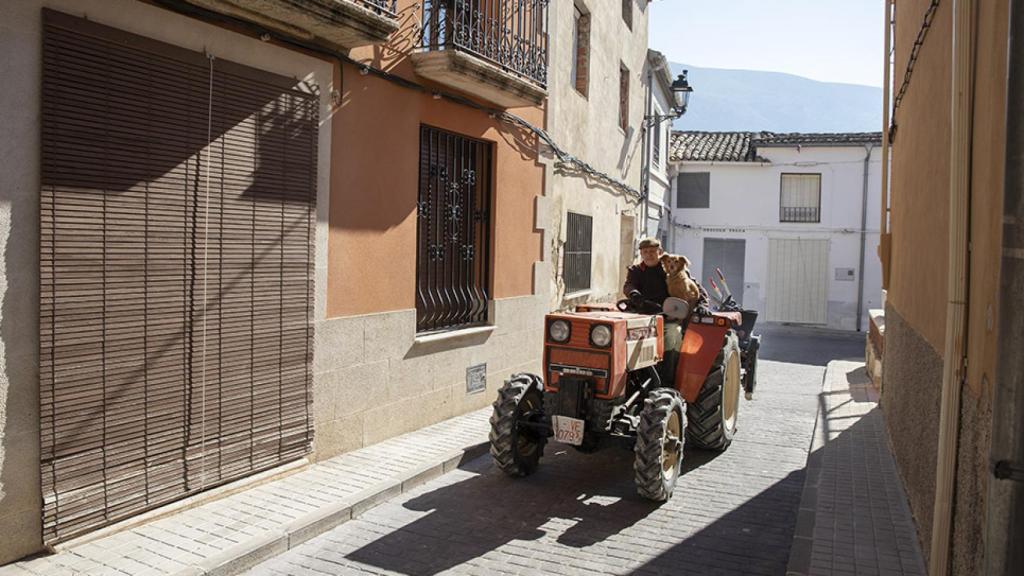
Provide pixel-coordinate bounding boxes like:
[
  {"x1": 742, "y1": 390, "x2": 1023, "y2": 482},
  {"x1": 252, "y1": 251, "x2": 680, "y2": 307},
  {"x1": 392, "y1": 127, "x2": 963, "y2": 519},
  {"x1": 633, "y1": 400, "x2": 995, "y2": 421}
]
[
  {"x1": 680, "y1": 255, "x2": 691, "y2": 267},
  {"x1": 659, "y1": 253, "x2": 670, "y2": 264}
]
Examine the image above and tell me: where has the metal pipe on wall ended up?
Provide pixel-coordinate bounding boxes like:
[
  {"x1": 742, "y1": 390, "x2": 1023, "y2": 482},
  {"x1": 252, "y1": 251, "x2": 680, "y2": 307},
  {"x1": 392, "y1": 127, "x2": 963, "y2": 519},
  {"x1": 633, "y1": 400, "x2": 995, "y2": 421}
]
[
  {"x1": 640, "y1": 68, "x2": 654, "y2": 239},
  {"x1": 985, "y1": 1, "x2": 1024, "y2": 573},
  {"x1": 879, "y1": 0, "x2": 893, "y2": 291},
  {"x1": 856, "y1": 143, "x2": 873, "y2": 332},
  {"x1": 930, "y1": 0, "x2": 976, "y2": 573}
]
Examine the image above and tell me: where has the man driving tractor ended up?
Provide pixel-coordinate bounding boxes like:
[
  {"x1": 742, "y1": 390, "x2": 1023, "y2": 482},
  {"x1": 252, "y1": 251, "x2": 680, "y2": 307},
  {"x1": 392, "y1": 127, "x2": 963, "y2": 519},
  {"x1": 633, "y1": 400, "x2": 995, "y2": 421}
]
[{"x1": 623, "y1": 237, "x2": 710, "y2": 387}]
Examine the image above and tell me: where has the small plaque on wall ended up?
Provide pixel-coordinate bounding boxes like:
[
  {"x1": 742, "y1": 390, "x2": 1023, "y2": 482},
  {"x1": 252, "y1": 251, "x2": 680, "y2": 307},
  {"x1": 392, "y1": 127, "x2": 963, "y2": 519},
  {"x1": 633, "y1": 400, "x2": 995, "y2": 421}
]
[
  {"x1": 466, "y1": 364, "x2": 487, "y2": 394},
  {"x1": 835, "y1": 268, "x2": 856, "y2": 281}
]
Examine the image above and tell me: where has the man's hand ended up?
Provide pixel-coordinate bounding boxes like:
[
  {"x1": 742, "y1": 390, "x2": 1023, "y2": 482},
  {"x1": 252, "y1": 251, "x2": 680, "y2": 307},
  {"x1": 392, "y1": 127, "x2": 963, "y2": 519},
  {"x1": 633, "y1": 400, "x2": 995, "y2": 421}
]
[{"x1": 628, "y1": 290, "x2": 643, "y2": 306}]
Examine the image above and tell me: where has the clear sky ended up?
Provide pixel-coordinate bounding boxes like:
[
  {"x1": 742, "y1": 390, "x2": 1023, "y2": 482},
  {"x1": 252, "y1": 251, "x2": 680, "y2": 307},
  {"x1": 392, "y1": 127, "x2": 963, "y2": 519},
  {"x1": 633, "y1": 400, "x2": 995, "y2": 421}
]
[{"x1": 649, "y1": 0, "x2": 885, "y2": 88}]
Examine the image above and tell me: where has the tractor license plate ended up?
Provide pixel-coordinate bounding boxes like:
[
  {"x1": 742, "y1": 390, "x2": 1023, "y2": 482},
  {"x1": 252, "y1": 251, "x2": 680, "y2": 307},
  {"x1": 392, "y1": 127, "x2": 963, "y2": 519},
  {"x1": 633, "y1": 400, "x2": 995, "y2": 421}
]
[{"x1": 552, "y1": 416, "x2": 585, "y2": 446}]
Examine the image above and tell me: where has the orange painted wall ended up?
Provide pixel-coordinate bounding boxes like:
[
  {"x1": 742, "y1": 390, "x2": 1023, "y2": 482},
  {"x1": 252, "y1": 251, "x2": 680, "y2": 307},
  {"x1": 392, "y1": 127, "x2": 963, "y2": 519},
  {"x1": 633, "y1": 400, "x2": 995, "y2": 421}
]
[
  {"x1": 888, "y1": 0, "x2": 952, "y2": 353},
  {"x1": 888, "y1": 0, "x2": 1008, "y2": 393},
  {"x1": 325, "y1": 1, "x2": 545, "y2": 318}
]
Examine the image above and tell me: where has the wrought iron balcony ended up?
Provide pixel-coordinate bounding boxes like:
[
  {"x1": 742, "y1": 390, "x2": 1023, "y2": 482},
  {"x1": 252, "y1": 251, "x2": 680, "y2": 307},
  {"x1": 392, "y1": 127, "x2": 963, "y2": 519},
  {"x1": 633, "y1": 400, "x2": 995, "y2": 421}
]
[
  {"x1": 354, "y1": 0, "x2": 397, "y2": 17},
  {"x1": 186, "y1": 0, "x2": 400, "y2": 50},
  {"x1": 780, "y1": 206, "x2": 821, "y2": 223},
  {"x1": 413, "y1": 0, "x2": 549, "y2": 109}
]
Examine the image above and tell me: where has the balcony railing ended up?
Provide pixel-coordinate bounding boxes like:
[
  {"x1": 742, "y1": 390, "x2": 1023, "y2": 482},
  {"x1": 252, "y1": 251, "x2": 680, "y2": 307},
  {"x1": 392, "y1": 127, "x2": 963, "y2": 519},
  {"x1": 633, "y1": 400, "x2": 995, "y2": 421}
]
[
  {"x1": 780, "y1": 206, "x2": 821, "y2": 223},
  {"x1": 420, "y1": 0, "x2": 549, "y2": 88},
  {"x1": 354, "y1": 0, "x2": 397, "y2": 18}
]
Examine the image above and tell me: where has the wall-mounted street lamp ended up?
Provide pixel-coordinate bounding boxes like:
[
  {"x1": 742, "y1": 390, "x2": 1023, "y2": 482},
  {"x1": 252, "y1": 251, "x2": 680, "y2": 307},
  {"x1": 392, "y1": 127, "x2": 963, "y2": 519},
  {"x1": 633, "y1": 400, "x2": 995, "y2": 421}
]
[
  {"x1": 640, "y1": 69, "x2": 693, "y2": 242},
  {"x1": 670, "y1": 72, "x2": 693, "y2": 116}
]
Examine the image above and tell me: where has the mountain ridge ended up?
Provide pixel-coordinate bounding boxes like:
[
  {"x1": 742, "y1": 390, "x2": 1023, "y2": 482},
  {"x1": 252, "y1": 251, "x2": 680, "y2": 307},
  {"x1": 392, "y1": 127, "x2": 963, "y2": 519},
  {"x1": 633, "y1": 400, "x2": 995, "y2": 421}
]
[{"x1": 669, "y1": 63, "x2": 883, "y2": 133}]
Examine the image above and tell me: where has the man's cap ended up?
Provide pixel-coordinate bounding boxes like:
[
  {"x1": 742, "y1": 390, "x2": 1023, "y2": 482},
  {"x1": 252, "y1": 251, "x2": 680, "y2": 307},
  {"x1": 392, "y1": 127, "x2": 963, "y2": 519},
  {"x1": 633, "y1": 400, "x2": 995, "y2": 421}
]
[{"x1": 638, "y1": 237, "x2": 662, "y2": 249}]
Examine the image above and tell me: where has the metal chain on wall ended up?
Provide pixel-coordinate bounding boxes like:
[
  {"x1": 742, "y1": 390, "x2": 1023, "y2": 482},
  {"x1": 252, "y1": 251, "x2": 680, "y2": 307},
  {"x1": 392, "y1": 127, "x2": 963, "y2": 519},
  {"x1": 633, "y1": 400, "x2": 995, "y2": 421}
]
[{"x1": 890, "y1": 0, "x2": 942, "y2": 142}]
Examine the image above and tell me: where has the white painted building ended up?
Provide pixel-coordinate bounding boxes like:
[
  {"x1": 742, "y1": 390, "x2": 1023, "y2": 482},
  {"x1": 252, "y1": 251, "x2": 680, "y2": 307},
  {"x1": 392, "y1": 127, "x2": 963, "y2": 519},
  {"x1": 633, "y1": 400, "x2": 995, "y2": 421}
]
[
  {"x1": 545, "y1": 0, "x2": 651, "y2": 309},
  {"x1": 667, "y1": 132, "x2": 883, "y2": 331},
  {"x1": 642, "y1": 49, "x2": 676, "y2": 244}
]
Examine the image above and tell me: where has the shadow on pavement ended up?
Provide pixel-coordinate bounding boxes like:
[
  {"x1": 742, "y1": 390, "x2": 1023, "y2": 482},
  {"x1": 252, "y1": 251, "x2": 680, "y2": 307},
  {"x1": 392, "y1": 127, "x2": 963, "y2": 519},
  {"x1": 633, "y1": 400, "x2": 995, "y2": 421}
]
[
  {"x1": 345, "y1": 443, "x2": 722, "y2": 575},
  {"x1": 757, "y1": 323, "x2": 865, "y2": 367},
  {"x1": 631, "y1": 409, "x2": 924, "y2": 576}
]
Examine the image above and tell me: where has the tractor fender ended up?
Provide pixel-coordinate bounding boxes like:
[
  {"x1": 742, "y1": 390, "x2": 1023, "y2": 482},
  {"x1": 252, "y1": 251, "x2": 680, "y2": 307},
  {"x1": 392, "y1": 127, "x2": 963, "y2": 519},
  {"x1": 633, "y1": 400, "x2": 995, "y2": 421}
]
[{"x1": 674, "y1": 322, "x2": 732, "y2": 404}]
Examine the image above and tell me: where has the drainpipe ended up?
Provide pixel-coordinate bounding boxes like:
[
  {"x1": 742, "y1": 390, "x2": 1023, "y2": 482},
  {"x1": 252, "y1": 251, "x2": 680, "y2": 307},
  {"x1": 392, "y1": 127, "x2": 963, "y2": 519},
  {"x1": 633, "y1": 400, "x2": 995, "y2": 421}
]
[
  {"x1": 985, "y1": 1, "x2": 1023, "y2": 573},
  {"x1": 930, "y1": 0, "x2": 975, "y2": 573},
  {"x1": 856, "y1": 143, "x2": 874, "y2": 332},
  {"x1": 880, "y1": 0, "x2": 893, "y2": 291}
]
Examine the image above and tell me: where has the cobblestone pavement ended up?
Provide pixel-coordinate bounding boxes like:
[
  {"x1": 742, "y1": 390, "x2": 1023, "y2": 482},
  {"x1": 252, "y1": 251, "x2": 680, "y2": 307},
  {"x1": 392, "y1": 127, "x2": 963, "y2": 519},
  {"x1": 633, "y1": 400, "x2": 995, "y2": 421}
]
[
  {"x1": 787, "y1": 361, "x2": 926, "y2": 576},
  {"x1": 245, "y1": 326, "x2": 861, "y2": 576}
]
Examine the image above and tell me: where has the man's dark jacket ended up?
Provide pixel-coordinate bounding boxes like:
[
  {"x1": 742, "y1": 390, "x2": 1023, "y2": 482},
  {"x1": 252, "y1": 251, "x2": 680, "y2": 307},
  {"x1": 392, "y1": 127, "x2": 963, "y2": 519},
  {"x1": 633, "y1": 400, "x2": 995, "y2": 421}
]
[
  {"x1": 623, "y1": 262, "x2": 669, "y2": 307},
  {"x1": 623, "y1": 262, "x2": 711, "y2": 313}
]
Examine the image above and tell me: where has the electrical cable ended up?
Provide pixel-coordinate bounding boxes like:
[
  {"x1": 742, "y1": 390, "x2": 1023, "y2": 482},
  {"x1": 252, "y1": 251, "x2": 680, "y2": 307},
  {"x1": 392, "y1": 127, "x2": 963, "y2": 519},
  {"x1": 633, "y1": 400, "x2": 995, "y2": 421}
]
[
  {"x1": 890, "y1": 0, "x2": 941, "y2": 141},
  {"x1": 152, "y1": 0, "x2": 642, "y2": 201}
]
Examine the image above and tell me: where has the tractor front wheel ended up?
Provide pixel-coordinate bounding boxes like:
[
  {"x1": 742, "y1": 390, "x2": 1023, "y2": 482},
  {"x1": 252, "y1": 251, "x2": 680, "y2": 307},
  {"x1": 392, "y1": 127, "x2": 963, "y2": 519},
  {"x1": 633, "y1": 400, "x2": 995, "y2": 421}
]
[
  {"x1": 687, "y1": 331, "x2": 742, "y2": 451},
  {"x1": 489, "y1": 374, "x2": 546, "y2": 477},
  {"x1": 634, "y1": 388, "x2": 686, "y2": 501}
]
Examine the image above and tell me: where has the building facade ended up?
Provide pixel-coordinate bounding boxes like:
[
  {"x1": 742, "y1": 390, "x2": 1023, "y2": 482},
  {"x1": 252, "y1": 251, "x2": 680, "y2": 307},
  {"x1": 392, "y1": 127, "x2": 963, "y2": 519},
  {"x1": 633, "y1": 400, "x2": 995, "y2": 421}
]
[
  {"x1": 0, "y1": 0, "x2": 550, "y2": 562},
  {"x1": 642, "y1": 49, "x2": 677, "y2": 245},
  {"x1": 545, "y1": 0, "x2": 650, "y2": 308},
  {"x1": 878, "y1": 0, "x2": 1014, "y2": 574},
  {"x1": 668, "y1": 131, "x2": 883, "y2": 331}
]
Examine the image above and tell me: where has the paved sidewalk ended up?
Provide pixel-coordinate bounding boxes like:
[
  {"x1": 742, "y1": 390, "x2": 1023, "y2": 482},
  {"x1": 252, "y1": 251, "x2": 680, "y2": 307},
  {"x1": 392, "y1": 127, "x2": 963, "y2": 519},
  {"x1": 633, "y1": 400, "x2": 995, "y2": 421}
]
[
  {"x1": 787, "y1": 361, "x2": 926, "y2": 576},
  {"x1": 1, "y1": 410, "x2": 492, "y2": 576}
]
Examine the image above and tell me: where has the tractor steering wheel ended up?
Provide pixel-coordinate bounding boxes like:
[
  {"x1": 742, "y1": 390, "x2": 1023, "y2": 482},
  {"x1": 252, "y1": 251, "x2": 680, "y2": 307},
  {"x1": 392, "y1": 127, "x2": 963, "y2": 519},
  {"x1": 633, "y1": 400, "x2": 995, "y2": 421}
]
[{"x1": 617, "y1": 297, "x2": 663, "y2": 315}]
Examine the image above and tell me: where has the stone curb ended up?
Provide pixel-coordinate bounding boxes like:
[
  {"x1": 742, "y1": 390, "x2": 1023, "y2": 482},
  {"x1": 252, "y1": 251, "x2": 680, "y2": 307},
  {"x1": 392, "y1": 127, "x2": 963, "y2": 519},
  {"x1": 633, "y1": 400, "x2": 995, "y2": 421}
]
[
  {"x1": 785, "y1": 363, "x2": 831, "y2": 576},
  {"x1": 170, "y1": 440, "x2": 490, "y2": 576}
]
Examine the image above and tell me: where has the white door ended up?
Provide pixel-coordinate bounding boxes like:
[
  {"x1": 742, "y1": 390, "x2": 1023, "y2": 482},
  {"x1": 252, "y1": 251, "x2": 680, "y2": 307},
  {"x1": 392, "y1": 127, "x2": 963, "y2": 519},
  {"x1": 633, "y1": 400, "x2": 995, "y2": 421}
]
[{"x1": 767, "y1": 239, "x2": 829, "y2": 323}]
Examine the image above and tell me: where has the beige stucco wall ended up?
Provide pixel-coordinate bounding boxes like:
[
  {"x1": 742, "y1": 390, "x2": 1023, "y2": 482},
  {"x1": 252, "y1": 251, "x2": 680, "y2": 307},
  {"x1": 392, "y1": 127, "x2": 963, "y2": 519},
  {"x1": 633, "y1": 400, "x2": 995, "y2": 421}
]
[
  {"x1": 546, "y1": 0, "x2": 650, "y2": 308},
  {"x1": 313, "y1": 294, "x2": 546, "y2": 460},
  {"x1": 0, "y1": 0, "x2": 334, "y2": 563}
]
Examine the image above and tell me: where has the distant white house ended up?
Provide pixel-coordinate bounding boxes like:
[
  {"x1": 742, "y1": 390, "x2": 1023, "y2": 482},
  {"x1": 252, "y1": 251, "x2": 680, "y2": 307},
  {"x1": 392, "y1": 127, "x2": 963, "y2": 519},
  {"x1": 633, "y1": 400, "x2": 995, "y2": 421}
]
[{"x1": 666, "y1": 131, "x2": 883, "y2": 331}]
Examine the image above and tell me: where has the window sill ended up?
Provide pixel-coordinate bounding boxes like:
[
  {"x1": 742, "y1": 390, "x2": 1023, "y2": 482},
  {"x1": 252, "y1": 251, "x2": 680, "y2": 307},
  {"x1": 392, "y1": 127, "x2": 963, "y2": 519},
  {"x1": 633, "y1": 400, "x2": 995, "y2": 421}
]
[
  {"x1": 563, "y1": 289, "x2": 592, "y2": 300},
  {"x1": 413, "y1": 325, "x2": 496, "y2": 345}
]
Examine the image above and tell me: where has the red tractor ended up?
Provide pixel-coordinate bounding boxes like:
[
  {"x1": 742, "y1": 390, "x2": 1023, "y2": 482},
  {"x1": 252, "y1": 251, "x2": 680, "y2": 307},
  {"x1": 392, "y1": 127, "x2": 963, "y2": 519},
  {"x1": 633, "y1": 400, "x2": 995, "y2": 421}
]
[{"x1": 489, "y1": 269, "x2": 760, "y2": 501}]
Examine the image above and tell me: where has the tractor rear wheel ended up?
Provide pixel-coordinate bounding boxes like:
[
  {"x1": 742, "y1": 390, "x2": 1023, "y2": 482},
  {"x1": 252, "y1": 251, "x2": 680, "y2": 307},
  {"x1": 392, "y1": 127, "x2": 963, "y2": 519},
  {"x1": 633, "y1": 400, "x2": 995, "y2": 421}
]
[
  {"x1": 634, "y1": 388, "x2": 686, "y2": 501},
  {"x1": 686, "y1": 331, "x2": 742, "y2": 451},
  {"x1": 489, "y1": 374, "x2": 546, "y2": 477}
]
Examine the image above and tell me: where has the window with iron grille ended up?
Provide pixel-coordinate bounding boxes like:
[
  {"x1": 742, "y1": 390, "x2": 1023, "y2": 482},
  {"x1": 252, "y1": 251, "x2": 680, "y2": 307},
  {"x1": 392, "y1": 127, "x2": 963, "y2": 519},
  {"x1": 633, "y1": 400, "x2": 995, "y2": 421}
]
[
  {"x1": 564, "y1": 212, "x2": 593, "y2": 293},
  {"x1": 571, "y1": 4, "x2": 590, "y2": 97},
  {"x1": 619, "y1": 65, "x2": 630, "y2": 131},
  {"x1": 780, "y1": 173, "x2": 822, "y2": 222},
  {"x1": 416, "y1": 126, "x2": 493, "y2": 333}
]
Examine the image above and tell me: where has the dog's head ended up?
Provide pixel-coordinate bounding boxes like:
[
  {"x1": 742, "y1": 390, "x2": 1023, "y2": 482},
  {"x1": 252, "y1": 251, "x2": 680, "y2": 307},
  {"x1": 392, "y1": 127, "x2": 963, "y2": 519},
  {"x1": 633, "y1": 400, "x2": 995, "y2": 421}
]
[{"x1": 659, "y1": 254, "x2": 691, "y2": 276}]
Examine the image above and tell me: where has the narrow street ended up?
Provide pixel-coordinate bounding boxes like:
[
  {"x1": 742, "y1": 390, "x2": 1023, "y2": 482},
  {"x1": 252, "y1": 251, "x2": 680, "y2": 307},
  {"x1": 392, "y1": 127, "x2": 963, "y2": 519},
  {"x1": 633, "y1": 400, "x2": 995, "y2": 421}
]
[{"x1": 244, "y1": 326, "x2": 862, "y2": 576}]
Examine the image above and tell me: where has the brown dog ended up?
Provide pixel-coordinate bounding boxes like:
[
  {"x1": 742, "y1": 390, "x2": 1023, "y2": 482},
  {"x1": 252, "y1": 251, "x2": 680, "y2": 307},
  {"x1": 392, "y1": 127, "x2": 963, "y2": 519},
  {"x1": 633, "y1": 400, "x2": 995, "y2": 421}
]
[{"x1": 660, "y1": 254, "x2": 702, "y2": 310}]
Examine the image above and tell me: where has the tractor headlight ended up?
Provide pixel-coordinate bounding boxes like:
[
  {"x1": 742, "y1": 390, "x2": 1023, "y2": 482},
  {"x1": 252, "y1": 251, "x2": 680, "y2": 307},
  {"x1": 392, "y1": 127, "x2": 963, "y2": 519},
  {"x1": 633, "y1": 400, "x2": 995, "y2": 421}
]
[
  {"x1": 590, "y1": 324, "x2": 612, "y2": 347},
  {"x1": 548, "y1": 320, "x2": 570, "y2": 342}
]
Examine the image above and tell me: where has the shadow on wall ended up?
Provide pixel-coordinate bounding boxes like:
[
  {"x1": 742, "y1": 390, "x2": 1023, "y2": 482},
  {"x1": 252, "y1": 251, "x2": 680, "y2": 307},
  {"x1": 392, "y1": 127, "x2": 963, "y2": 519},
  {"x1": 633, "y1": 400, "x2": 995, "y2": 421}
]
[
  {"x1": 37, "y1": 12, "x2": 322, "y2": 543},
  {"x1": 0, "y1": 63, "x2": 43, "y2": 557}
]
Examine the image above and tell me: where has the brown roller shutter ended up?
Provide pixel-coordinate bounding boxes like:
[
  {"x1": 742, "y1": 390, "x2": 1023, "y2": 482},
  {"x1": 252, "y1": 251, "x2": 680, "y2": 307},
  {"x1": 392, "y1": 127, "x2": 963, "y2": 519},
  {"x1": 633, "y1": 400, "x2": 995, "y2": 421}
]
[{"x1": 40, "y1": 9, "x2": 316, "y2": 544}]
